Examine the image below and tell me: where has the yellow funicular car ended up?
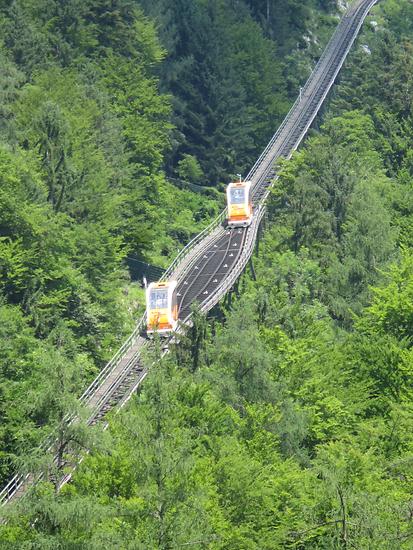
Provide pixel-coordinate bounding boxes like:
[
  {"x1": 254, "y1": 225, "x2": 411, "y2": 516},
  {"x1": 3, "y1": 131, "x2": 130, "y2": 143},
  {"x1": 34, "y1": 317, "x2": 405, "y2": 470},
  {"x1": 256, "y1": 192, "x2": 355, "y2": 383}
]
[
  {"x1": 146, "y1": 280, "x2": 178, "y2": 336},
  {"x1": 226, "y1": 177, "x2": 253, "y2": 227}
]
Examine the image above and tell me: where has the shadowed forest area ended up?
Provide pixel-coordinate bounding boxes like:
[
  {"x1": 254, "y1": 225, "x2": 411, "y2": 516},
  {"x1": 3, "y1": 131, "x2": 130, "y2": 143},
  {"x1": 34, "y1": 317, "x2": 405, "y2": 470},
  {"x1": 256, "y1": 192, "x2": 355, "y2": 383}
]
[{"x1": 2, "y1": 0, "x2": 413, "y2": 548}]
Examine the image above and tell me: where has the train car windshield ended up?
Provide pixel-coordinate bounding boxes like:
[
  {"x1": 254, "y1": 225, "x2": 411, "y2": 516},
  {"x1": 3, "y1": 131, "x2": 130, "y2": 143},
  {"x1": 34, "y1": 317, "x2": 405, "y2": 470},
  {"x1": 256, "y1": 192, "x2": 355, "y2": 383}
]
[
  {"x1": 230, "y1": 187, "x2": 245, "y2": 205},
  {"x1": 150, "y1": 288, "x2": 168, "y2": 309}
]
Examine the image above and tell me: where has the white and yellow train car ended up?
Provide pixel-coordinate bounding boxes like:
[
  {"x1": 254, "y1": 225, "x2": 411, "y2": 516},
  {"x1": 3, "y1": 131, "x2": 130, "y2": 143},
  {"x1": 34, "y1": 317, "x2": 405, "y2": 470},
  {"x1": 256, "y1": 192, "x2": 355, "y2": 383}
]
[
  {"x1": 226, "y1": 179, "x2": 253, "y2": 227},
  {"x1": 146, "y1": 281, "x2": 178, "y2": 336}
]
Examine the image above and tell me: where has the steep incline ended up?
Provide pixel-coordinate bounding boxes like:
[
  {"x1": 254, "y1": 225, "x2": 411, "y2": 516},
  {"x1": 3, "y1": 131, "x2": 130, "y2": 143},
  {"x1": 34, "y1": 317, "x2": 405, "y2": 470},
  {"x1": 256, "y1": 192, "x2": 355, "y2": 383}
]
[{"x1": 0, "y1": 0, "x2": 379, "y2": 507}]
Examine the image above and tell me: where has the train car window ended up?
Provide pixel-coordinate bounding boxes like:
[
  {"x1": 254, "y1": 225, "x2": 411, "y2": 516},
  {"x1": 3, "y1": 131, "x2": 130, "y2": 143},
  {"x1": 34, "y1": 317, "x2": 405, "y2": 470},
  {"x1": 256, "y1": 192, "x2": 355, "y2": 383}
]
[
  {"x1": 230, "y1": 187, "x2": 245, "y2": 204},
  {"x1": 150, "y1": 289, "x2": 168, "y2": 309}
]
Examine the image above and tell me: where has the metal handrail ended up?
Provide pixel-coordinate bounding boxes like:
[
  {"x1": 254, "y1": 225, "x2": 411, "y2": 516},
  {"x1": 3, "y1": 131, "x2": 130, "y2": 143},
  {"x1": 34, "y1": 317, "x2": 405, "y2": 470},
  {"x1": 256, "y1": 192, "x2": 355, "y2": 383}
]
[
  {"x1": 79, "y1": 314, "x2": 146, "y2": 404},
  {"x1": 86, "y1": 339, "x2": 147, "y2": 422},
  {"x1": 160, "y1": 209, "x2": 227, "y2": 282}
]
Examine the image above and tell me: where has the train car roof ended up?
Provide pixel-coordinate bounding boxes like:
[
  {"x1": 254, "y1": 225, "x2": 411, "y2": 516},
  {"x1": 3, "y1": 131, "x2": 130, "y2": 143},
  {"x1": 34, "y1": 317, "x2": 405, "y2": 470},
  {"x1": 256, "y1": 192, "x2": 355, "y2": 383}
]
[
  {"x1": 148, "y1": 280, "x2": 177, "y2": 289},
  {"x1": 228, "y1": 180, "x2": 251, "y2": 187}
]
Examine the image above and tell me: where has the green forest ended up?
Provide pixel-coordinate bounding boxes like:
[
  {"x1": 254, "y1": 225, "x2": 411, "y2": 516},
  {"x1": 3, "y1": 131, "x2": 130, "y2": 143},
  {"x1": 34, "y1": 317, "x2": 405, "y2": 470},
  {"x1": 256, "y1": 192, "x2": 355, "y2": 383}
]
[{"x1": 1, "y1": 0, "x2": 413, "y2": 548}]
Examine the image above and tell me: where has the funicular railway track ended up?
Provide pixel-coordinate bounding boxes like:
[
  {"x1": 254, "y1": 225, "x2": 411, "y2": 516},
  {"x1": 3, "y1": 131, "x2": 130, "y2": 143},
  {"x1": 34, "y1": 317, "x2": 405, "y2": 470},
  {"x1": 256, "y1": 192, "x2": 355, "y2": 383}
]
[
  {"x1": 178, "y1": 227, "x2": 247, "y2": 320},
  {"x1": 0, "y1": 0, "x2": 379, "y2": 507},
  {"x1": 176, "y1": 0, "x2": 379, "y2": 322}
]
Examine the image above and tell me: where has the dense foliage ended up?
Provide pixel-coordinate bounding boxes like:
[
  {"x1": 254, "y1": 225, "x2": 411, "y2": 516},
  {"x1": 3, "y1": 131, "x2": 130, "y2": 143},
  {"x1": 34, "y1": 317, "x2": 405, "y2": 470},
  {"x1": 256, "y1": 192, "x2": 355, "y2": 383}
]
[
  {"x1": 0, "y1": 0, "x2": 333, "y2": 491},
  {"x1": 2, "y1": 0, "x2": 413, "y2": 548},
  {"x1": 138, "y1": 0, "x2": 337, "y2": 183},
  {"x1": 0, "y1": 0, "x2": 219, "y2": 487}
]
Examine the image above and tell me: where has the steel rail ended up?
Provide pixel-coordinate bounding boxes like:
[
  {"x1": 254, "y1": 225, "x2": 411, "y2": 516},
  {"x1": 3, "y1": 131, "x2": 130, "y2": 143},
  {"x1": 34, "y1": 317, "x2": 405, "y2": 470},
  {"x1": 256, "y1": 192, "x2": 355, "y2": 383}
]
[
  {"x1": 177, "y1": 230, "x2": 234, "y2": 310},
  {"x1": 179, "y1": 228, "x2": 248, "y2": 320},
  {"x1": 0, "y1": 0, "x2": 379, "y2": 508}
]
